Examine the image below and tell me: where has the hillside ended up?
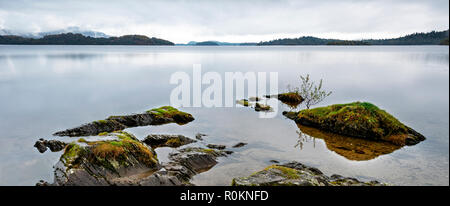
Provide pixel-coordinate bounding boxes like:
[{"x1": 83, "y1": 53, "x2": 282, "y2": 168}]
[
  {"x1": 257, "y1": 30, "x2": 449, "y2": 45},
  {"x1": 367, "y1": 30, "x2": 449, "y2": 45},
  {"x1": 257, "y1": 36, "x2": 336, "y2": 45},
  {"x1": 0, "y1": 33, "x2": 174, "y2": 45}
]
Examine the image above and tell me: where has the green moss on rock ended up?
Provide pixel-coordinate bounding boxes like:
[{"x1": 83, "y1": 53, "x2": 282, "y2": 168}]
[
  {"x1": 277, "y1": 92, "x2": 304, "y2": 103},
  {"x1": 295, "y1": 102, "x2": 425, "y2": 145},
  {"x1": 61, "y1": 131, "x2": 158, "y2": 173},
  {"x1": 147, "y1": 106, "x2": 194, "y2": 125},
  {"x1": 236, "y1": 99, "x2": 251, "y2": 107},
  {"x1": 263, "y1": 165, "x2": 300, "y2": 179}
]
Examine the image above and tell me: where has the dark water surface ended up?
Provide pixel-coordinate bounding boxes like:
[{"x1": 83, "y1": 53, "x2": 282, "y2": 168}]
[{"x1": 0, "y1": 45, "x2": 448, "y2": 185}]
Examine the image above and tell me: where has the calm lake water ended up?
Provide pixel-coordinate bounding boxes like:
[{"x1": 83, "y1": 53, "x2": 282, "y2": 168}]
[{"x1": 0, "y1": 45, "x2": 448, "y2": 186}]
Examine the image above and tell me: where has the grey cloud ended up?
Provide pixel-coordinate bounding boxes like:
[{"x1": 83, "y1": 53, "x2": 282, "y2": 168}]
[{"x1": 0, "y1": 0, "x2": 448, "y2": 43}]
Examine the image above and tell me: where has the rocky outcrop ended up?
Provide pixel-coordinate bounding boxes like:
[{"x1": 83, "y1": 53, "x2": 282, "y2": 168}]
[
  {"x1": 195, "y1": 133, "x2": 207, "y2": 140},
  {"x1": 53, "y1": 132, "x2": 159, "y2": 186},
  {"x1": 232, "y1": 161, "x2": 386, "y2": 186},
  {"x1": 54, "y1": 106, "x2": 194, "y2": 137},
  {"x1": 44, "y1": 131, "x2": 229, "y2": 186},
  {"x1": 266, "y1": 92, "x2": 303, "y2": 108},
  {"x1": 232, "y1": 142, "x2": 248, "y2": 148},
  {"x1": 165, "y1": 147, "x2": 230, "y2": 182},
  {"x1": 284, "y1": 102, "x2": 426, "y2": 146},
  {"x1": 206, "y1": 144, "x2": 226, "y2": 150},
  {"x1": 236, "y1": 99, "x2": 251, "y2": 107},
  {"x1": 34, "y1": 139, "x2": 67, "y2": 153},
  {"x1": 276, "y1": 92, "x2": 304, "y2": 104},
  {"x1": 254, "y1": 103, "x2": 271, "y2": 112},
  {"x1": 143, "y1": 134, "x2": 196, "y2": 148},
  {"x1": 111, "y1": 147, "x2": 231, "y2": 186}
]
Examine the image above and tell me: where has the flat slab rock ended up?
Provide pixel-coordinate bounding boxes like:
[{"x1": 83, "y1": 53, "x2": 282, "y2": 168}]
[
  {"x1": 53, "y1": 106, "x2": 194, "y2": 137},
  {"x1": 110, "y1": 147, "x2": 231, "y2": 186},
  {"x1": 232, "y1": 161, "x2": 387, "y2": 186},
  {"x1": 143, "y1": 134, "x2": 196, "y2": 148}
]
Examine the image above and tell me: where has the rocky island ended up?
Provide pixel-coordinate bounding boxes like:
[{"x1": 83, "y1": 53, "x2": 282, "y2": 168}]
[{"x1": 284, "y1": 102, "x2": 426, "y2": 146}]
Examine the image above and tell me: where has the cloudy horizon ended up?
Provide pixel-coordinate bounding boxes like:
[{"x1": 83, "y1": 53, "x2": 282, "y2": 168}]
[{"x1": 0, "y1": 0, "x2": 448, "y2": 44}]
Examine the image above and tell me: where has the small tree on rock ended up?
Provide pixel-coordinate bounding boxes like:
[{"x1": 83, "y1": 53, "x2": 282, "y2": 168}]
[{"x1": 298, "y1": 74, "x2": 332, "y2": 109}]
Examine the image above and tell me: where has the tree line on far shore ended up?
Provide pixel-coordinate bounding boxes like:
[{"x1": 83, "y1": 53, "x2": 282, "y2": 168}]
[
  {"x1": 257, "y1": 30, "x2": 449, "y2": 46},
  {"x1": 0, "y1": 33, "x2": 175, "y2": 45}
]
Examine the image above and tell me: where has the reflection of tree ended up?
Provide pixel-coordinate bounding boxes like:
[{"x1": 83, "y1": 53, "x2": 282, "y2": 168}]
[{"x1": 295, "y1": 130, "x2": 315, "y2": 150}]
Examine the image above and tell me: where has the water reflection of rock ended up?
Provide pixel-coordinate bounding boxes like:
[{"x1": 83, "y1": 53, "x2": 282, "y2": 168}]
[
  {"x1": 282, "y1": 101, "x2": 301, "y2": 110},
  {"x1": 296, "y1": 124, "x2": 401, "y2": 161}
]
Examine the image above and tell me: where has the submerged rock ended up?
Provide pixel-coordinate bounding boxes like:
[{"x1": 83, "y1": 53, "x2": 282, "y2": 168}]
[
  {"x1": 34, "y1": 140, "x2": 47, "y2": 153},
  {"x1": 284, "y1": 102, "x2": 426, "y2": 146},
  {"x1": 254, "y1": 103, "x2": 271, "y2": 112},
  {"x1": 143, "y1": 134, "x2": 196, "y2": 148},
  {"x1": 195, "y1": 133, "x2": 207, "y2": 140},
  {"x1": 36, "y1": 180, "x2": 52, "y2": 186},
  {"x1": 236, "y1": 99, "x2": 252, "y2": 107},
  {"x1": 248, "y1": 97, "x2": 261, "y2": 102},
  {"x1": 232, "y1": 161, "x2": 386, "y2": 186},
  {"x1": 34, "y1": 139, "x2": 67, "y2": 153},
  {"x1": 206, "y1": 144, "x2": 226, "y2": 150},
  {"x1": 232, "y1": 142, "x2": 248, "y2": 148},
  {"x1": 54, "y1": 106, "x2": 194, "y2": 137}
]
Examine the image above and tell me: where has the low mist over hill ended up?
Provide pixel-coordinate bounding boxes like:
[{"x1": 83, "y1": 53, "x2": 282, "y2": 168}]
[{"x1": 0, "y1": 33, "x2": 174, "y2": 45}]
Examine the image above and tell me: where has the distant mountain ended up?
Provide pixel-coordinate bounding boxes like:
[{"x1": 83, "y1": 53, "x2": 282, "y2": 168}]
[
  {"x1": 366, "y1": 30, "x2": 449, "y2": 45},
  {"x1": 258, "y1": 36, "x2": 336, "y2": 45},
  {"x1": 257, "y1": 30, "x2": 449, "y2": 45},
  {"x1": 180, "y1": 41, "x2": 257, "y2": 46},
  {"x1": 194, "y1": 41, "x2": 220, "y2": 46},
  {"x1": 0, "y1": 33, "x2": 174, "y2": 45},
  {"x1": 37, "y1": 27, "x2": 110, "y2": 38}
]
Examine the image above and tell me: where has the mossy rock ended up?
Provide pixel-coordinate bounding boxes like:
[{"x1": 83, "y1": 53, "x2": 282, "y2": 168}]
[
  {"x1": 231, "y1": 161, "x2": 387, "y2": 186},
  {"x1": 54, "y1": 106, "x2": 194, "y2": 137},
  {"x1": 293, "y1": 102, "x2": 425, "y2": 146},
  {"x1": 255, "y1": 103, "x2": 271, "y2": 112},
  {"x1": 146, "y1": 106, "x2": 195, "y2": 125},
  {"x1": 277, "y1": 92, "x2": 304, "y2": 104},
  {"x1": 143, "y1": 134, "x2": 196, "y2": 148},
  {"x1": 268, "y1": 92, "x2": 303, "y2": 108},
  {"x1": 236, "y1": 99, "x2": 252, "y2": 107},
  {"x1": 56, "y1": 131, "x2": 159, "y2": 185}
]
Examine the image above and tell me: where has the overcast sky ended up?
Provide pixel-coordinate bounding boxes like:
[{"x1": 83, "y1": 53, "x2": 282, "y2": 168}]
[{"x1": 0, "y1": 0, "x2": 448, "y2": 43}]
